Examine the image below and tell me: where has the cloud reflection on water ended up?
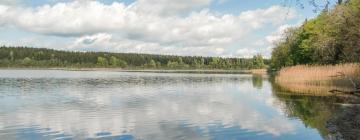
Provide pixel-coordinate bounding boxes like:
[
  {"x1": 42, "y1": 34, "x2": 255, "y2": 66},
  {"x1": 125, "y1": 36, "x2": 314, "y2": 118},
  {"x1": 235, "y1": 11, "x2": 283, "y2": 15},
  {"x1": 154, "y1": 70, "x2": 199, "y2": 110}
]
[{"x1": 0, "y1": 70, "x2": 299, "y2": 139}]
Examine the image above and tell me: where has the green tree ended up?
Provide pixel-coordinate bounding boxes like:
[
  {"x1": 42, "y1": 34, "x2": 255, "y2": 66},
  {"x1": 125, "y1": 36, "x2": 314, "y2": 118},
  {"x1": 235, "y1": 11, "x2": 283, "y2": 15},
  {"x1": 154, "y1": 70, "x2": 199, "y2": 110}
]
[
  {"x1": 0, "y1": 46, "x2": 269, "y2": 69},
  {"x1": 22, "y1": 57, "x2": 33, "y2": 66},
  {"x1": 193, "y1": 58, "x2": 205, "y2": 69},
  {"x1": 118, "y1": 59, "x2": 127, "y2": 68},
  {"x1": 9, "y1": 51, "x2": 14, "y2": 61},
  {"x1": 271, "y1": 0, "x2": 360, "y2": 68},
  {"x1": 109, "y1": 56, "x2": 119, "y2": 67},
  {"x1": 97, "y1": 57, "x2": 108, "y2": 67},
  {"x1": 252, "y1": 54, "x2": 265, "y2": 69},
  {"x1": 210, "y1": 57, "x2": 220, "y2": 68},
  {"x1": 148, "y1": 59, "x2": 157, "y2": 68},
  {"x1": 167, "y1": 60, "x2": 178, "y2": 69},
  {"x1": 108, "y1": 56, "x2": 127, "y2": 68},
  {"x1": 271, "y1": 41, "x2": 293, "y2": 69},
  {"x1": 177, "y1": 57, "x2": 184, "y2": 64},
  {"x1": 156, "y1": 61, "x2": 162, "y2": 68}
]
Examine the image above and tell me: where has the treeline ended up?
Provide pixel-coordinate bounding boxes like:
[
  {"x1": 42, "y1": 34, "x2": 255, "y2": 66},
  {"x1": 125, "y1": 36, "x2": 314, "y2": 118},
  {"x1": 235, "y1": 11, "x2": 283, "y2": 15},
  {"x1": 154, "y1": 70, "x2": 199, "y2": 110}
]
[
  {"x1": 271, "y1": 0, "x2": 360, "y2": 69},
  {"x1": 0, "y1": 46, "x2": 268, "y2": 69}
]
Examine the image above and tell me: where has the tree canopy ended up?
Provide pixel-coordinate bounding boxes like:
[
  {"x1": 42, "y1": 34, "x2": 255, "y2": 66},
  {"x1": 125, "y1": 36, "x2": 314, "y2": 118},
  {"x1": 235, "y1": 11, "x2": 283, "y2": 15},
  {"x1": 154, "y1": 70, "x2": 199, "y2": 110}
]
[
  {"x1": 0, "y1": 46, "x2": 268, "y2": 70},
  {"x1": 271, "y1": 0, "x2": 360, "y2": 69}
]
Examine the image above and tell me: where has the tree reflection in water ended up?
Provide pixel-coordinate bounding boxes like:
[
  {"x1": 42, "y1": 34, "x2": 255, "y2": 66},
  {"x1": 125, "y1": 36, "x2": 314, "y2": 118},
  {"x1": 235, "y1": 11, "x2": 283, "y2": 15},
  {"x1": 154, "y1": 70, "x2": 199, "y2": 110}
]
[
  {"x1": 271, "y1": 82, "x2": 360, "y2": 140},
  {"x1": 252, "y1": 74, "x2": 263, "y2": 89}
]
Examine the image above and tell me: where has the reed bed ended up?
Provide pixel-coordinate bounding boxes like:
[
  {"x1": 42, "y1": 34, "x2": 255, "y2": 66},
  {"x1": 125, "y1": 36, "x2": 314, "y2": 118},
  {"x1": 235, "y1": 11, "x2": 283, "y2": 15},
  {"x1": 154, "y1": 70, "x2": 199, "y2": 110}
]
[
  {"x1": 275, "y1": 63, "x2": 360, "y2": 95},
  {"x1": 251, "y1": 69, "x2": 267, "y2": 75}
]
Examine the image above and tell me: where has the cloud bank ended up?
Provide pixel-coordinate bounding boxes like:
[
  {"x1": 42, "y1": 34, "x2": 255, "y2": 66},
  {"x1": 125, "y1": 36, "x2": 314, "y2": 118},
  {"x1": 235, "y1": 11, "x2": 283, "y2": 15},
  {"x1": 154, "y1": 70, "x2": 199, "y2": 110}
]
[{"x1": 0, "y1": 0, "x2": 297, "y2": 57}]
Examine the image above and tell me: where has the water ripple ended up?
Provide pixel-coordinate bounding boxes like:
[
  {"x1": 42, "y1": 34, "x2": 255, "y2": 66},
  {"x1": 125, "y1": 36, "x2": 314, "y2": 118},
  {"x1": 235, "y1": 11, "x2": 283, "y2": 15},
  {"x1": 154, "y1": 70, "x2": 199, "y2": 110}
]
[{"x1": 0, "y1": 70, "x2": 325, "y2": 140}]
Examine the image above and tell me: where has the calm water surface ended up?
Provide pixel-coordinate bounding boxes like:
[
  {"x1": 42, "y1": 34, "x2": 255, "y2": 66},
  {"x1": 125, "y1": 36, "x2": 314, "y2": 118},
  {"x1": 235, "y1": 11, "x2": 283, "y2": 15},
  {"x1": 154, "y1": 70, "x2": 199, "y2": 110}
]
[{"x1": 0, "y1": 70, "x2": 340, "y2": 140}]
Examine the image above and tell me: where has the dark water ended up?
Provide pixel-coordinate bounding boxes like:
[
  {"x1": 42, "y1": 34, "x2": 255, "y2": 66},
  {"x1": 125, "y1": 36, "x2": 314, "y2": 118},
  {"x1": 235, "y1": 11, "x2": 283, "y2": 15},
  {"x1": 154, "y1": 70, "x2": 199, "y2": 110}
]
[{"x1": 0, "y1": 70, "x2": 348, "y2": 140}]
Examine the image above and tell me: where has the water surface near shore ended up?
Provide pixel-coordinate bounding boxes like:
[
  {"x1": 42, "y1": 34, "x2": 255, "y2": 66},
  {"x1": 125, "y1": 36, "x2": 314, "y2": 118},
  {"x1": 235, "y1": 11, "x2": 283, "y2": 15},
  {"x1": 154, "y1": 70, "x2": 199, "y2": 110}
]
[{"x1": 0, "y1": 70, "x2": 349, "y2": 139}]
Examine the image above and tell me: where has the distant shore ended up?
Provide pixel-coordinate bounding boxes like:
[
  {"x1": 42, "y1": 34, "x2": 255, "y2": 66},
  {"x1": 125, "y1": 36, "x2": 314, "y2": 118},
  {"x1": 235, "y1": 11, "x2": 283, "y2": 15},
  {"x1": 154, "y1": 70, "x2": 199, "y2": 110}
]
[{"x1": 0, "y1": 67, "x2": 267, "y2": 74}]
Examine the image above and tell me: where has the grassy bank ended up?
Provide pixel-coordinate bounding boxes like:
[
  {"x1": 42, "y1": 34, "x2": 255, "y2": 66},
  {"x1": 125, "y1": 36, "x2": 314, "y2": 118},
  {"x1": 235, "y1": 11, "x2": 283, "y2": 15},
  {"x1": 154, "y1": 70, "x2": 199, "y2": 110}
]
[{"x1": 275, "y1": 63, "x2": 360, "y2": 95}]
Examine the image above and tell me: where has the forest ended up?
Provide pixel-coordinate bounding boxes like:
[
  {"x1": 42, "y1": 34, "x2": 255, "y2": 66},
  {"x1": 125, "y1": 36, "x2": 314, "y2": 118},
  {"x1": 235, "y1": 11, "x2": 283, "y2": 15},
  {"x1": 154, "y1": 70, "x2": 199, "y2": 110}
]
[
  {"x1": 0, "y1": 46, "x2": 268, "y2": 70},
  {"x1": 271, "y1": 0, "x2": 360, "y2": 69}
]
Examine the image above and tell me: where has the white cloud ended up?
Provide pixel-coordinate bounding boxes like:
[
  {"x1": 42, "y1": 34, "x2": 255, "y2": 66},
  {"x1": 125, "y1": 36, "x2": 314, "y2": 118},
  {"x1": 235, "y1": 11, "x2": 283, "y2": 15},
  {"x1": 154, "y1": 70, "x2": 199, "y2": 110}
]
[
  {"x1": 0, "y1": 5, "x2": 8, "y2": 26},
  {"x1": 68, "y1": 33, "x2": 161, "y2": 53},
  {"x1": 236, "y1": 48, "x2": 258, "y2": 58},
  {"x1": 0, "y1": 0, "x2": 21, "y2": 6},
  {"x1": 239, "y1": 6, "x2": 296, "y2": 29},
  {"x1": 247, "y1": 23, "x2": 301, "y2": 58},
  {"x1": 68, "y1": 33, "x2": 233, "y2": 56},
  {"x1": 130, "y1": 0, "x2": 212, "y2": 16},
  {"x1": 265, "y1": 24, "x2": 295, "y2": 45},
  {"x1": 0, "y1": 0, "x2": 298, "y2": 57},
  {"x1": 2, "y1": 1, "x2": 129, "y2": 36}
]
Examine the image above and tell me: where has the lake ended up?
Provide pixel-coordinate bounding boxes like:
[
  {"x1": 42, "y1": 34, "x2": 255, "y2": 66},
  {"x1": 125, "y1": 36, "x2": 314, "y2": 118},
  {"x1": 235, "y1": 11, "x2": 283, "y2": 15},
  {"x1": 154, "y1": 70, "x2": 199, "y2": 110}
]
[{"x1": 0, "y1": 70, "x2": 351, "y2": 140}]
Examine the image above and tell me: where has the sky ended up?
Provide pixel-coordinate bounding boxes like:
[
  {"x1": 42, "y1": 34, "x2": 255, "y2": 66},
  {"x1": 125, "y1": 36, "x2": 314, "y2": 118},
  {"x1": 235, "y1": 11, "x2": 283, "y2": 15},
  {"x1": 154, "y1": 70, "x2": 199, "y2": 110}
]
[{"x1": 0, "y1": 0, "x2": 334, "y2": 58}]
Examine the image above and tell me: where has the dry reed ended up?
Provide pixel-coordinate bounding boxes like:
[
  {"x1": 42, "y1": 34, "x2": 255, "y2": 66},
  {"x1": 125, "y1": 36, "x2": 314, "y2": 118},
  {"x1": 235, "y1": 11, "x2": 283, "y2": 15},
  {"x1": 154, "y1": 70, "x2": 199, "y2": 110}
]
[
  {"x1": 275, "y1": 63, "x2": 360, "y2": 95},
  {"x1": 251, "y1": 69, "x2": 267, "y2": 75}
]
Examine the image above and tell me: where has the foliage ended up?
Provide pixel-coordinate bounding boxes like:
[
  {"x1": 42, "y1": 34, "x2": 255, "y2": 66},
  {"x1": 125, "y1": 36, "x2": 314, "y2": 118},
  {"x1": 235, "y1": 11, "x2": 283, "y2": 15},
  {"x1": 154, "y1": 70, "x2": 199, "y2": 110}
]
[
  {"x1": 22, "y1": 57, "x2": 33, "y2": 66},
  {"x1": 271, "y1": 0, "x2": 360, "y2": 69},
  {"x1": 252, "y1": 54, "x2": 266, "y2": 69},
  {"x1": 0, "y1": 46, "x2": 268, "y2": 69},
  {"x1": 148, "y1": 59, "x2": 157, "y2": 68},
  {"x1": 97, "y1": 57, "x2": 108, "y2": 66},
  {"x1": 109, "y1": 56, "x2": 127, "y2": 68}
]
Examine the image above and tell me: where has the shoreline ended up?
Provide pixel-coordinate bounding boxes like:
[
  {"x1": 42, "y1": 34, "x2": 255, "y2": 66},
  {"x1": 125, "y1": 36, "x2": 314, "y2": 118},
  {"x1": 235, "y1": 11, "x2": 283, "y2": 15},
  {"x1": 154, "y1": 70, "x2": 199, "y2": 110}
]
[{"x1": 0, "y1": 67, "x2": 267, "y2": 74}]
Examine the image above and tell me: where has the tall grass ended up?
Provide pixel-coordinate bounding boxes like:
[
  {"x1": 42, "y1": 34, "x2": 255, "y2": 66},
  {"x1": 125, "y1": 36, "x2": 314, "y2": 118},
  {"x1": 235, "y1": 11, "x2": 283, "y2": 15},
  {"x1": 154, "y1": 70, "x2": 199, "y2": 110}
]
[
  {"x1": 275, "y1": 63, "x2": 360, "y2": 95},
  {"x1": 251, "y1": 69, "x2": 267, "y2": 75}
]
